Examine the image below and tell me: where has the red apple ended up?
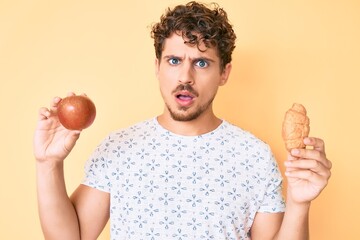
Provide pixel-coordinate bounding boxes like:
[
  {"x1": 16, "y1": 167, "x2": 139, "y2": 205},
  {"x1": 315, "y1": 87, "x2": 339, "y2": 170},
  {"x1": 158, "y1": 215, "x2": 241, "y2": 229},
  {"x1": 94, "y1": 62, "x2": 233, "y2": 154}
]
[{"x1": 57, "y1": 95, "x2": 96, "y2": 130}]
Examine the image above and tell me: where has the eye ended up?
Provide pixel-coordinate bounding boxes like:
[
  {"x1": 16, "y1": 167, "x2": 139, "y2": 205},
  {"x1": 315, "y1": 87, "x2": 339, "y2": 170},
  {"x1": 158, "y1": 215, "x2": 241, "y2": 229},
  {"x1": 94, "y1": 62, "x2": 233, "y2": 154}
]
[
  {"x1": 168, "y1": 57, "x2": 181, "y2": 65},
  {"x1": 195, "y1": 59, "x2": 209, "y2": 68}
]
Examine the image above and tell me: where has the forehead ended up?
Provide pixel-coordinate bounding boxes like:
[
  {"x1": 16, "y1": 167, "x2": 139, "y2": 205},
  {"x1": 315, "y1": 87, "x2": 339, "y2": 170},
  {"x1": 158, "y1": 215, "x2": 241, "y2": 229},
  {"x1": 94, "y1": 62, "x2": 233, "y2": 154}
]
[{"x1": 162, "y1": 33, "x2": 219, "y2": 59}]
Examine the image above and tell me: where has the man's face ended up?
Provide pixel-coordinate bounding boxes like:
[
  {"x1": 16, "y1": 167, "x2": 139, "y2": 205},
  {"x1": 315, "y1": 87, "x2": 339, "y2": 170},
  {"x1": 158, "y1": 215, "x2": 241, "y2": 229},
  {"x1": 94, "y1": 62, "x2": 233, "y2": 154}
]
[{"x1": 155, "y1": 33, "x2": 231, "y2": 122}]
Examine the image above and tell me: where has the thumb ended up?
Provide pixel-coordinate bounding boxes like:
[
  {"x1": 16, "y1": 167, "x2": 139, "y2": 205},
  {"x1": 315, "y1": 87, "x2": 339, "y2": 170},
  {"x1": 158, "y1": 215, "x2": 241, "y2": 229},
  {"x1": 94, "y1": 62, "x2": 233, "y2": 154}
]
[{"x1": 64, "y1": 131, "x2": 81, "y2": 153}]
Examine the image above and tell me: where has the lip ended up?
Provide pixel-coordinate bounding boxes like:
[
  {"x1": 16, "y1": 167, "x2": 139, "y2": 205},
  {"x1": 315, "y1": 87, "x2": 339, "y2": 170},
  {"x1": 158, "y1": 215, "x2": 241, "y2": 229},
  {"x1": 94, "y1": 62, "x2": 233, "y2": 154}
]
[{"x1": 174, "y1": 90, "x2": 196, "y2": 107}]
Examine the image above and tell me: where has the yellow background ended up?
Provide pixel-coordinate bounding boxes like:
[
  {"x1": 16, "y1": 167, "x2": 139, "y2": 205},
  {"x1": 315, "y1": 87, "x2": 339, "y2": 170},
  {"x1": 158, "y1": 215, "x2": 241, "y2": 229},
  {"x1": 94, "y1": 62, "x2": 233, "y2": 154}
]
[{"x1": 1, "y1": 0, "x2": 359, "y2": 239}]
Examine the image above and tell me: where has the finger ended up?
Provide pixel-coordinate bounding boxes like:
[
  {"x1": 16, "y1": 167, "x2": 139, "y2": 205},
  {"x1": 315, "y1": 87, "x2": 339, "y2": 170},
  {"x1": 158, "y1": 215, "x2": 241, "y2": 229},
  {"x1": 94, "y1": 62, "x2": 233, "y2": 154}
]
[
  {"x1": 284, "y1": 153, "x2": 299, "y2": 172},
  {"x1": 50, "y1": 96, "x2": 62, "y2": 108},
  {"x1": 38, "y1": 107, "x2": 51, "y2": 120},
  {"x1": 285, "y1": 158, "x2": 331, "y2": 178},
  {"x1": 304, "y1": 137, "x2": 325, "y2": 153},
  {"x1": 287, "y1": 152, "x2": 298, "y2": 161},
  {"x1": 290, "y1": 148, "x2": 331, "y2": 169},
  {"x1": 66, "y1": 92, "x2": 76, "y2": 97},
  {"x1": 285, "y1": 169, "x2": 330, "y2": 187},
  {"x1": 291, "y1": 148, "x2": 324, "y2": 161}
]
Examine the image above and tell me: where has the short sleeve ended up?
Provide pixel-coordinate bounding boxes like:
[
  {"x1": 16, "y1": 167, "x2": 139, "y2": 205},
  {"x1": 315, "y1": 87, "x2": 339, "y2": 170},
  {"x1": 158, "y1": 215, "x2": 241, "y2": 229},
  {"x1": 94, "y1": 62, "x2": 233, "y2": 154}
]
[
  {"x1": 258, "y1": 152, "x2": 286, "y2": 213},
  {"x1": 82, "y1": 138, "x2": 111, "y2": 193}
]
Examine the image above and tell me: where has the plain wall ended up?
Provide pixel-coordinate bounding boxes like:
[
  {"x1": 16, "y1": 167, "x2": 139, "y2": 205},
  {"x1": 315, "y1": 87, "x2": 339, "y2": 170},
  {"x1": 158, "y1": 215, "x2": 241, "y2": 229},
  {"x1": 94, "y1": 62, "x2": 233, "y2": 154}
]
[{"x1": 1, "y1": 0, "x2": 359, "y2": 239}]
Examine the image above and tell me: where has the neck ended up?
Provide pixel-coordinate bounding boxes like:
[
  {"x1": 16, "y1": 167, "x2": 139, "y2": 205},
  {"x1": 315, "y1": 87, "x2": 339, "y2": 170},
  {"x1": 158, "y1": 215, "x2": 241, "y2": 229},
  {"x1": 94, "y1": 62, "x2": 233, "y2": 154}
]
[{"x1": 157, "y1": 110, "x2": 222, "y2": 136}]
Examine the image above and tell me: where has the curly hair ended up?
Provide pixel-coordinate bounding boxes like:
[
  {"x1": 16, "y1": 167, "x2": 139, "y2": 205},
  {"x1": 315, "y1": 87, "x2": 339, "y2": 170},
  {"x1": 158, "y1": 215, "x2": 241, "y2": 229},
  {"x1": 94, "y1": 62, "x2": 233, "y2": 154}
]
[{"x1": 151, "y1": 1, "x2": 236, "y2": 70}]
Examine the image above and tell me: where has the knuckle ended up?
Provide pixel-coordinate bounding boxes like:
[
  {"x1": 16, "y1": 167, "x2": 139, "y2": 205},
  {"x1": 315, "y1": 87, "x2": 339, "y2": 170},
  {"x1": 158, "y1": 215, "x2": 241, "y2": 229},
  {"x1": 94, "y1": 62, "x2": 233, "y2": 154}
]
[
  {"x1": 327, "y1": 169, "x2": 332, "y2": 179},
  {"x1": 305, "y1": 170, "x2": 314, "y2": 179},
  {"x1": 314, "y1": 160, "x2": 321, "y2": 169},
  {"x1": 328, "y1": 160, "x2": 333, "y2": 169},
  {"x1": 313, "y1": 150, "x2": 322, "y2": 159}
]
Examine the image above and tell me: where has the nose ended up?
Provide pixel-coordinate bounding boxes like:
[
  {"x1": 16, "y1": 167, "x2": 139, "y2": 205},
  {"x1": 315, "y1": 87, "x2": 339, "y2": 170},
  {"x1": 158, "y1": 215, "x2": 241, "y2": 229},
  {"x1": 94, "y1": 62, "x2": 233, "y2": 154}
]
[{"x1": 178, "y1": 62, "x2": 194, "y2": 85}]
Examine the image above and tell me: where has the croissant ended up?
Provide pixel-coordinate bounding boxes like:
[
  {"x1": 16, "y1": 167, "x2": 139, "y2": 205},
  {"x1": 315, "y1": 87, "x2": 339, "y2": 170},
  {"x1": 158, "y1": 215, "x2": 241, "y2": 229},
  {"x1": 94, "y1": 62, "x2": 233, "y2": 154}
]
[{"x1": 282, "y1": 103, "x2": 310, "y2": 151}]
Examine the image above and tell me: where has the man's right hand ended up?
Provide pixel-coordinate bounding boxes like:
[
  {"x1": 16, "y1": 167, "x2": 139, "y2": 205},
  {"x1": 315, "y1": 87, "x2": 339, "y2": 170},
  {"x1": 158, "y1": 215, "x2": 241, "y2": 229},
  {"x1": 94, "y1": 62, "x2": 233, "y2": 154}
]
[{"x1": 34, "y1": 94, "x2": 81, "y2": 163}]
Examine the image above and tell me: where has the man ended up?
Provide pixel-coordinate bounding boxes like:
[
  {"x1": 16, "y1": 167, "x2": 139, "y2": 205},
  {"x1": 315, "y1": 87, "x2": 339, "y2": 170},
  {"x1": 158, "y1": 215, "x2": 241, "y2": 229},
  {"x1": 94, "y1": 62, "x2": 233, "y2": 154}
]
[{"x1": 34, "y1": 1, "x2": 331, "y2": 239}]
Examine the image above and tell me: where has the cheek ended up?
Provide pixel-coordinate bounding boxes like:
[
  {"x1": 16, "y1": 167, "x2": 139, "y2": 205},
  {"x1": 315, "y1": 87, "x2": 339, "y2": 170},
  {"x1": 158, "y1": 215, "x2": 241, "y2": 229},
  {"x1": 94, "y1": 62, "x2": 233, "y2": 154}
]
[
  {"x1": 158, "y1": 69, "x2": 178, "y2": 88},
  {"x1": 199, "y1": 82, "x2": 219, "y2": 96},
  {"x1": 203, "y1": 89, "x2": 218, "y2": 101},
  {"x1": 159, "y1": 79, "x2": 174, "y2": 98}
]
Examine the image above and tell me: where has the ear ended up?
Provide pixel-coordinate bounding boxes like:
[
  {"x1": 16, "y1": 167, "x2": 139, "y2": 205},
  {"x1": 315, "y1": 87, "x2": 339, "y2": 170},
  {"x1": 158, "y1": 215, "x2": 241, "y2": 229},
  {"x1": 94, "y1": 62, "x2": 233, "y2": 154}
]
[
  {"x1": 219, "y1": 63, "x2": 232, "y2": 86},
  {"x1": 154, "y1": 58, "x2": 160, "y2": 79}
]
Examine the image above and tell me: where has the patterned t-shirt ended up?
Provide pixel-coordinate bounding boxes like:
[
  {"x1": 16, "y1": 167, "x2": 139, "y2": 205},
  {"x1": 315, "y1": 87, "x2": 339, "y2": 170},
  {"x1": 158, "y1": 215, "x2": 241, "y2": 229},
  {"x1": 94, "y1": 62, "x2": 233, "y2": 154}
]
[{"x1": 83, "y1": 118, "x2": 285, "y2": 240}]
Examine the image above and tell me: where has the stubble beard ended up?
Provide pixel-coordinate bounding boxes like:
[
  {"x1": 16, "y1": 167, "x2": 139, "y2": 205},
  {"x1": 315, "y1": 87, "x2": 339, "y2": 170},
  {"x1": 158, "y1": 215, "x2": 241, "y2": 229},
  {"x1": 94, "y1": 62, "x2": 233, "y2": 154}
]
[{"x1": 166, "y1": 95, "x2": 215, "y2": 122}]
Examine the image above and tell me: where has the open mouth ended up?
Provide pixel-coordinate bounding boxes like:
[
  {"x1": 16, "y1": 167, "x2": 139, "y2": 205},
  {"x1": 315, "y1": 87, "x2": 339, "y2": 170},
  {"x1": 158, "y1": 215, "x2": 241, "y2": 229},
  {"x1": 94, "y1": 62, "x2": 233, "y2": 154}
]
[
  {"x1": 176, "y1": 93, "x2": 194, "y2": 101},
  {"x1": 175, "y1": 91, "x2": 196, "y2": 106},
  {"x1": 172, "y1": 84, "x2": 198, "y2": 106}
]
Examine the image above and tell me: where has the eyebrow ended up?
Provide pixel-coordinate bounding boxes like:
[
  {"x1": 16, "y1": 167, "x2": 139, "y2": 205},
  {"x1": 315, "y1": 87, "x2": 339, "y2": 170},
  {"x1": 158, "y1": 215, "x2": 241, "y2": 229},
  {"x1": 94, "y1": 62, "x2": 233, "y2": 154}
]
[
  {"x1": 163, "y1": 55, "x2": 216, "y2": 63},
  {"x1": 163, "y1": 55, "x2": 178, "y2": 60},
  {"x1": 192, "y1": 57, "x2": 216, "y2": 63}
]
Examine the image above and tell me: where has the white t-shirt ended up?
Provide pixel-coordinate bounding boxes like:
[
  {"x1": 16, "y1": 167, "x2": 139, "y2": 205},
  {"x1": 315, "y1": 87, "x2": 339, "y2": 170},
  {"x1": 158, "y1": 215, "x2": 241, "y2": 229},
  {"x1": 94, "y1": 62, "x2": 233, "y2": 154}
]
[{"x1": 83, "y1": 118, "x2": 285, "y2": 240}]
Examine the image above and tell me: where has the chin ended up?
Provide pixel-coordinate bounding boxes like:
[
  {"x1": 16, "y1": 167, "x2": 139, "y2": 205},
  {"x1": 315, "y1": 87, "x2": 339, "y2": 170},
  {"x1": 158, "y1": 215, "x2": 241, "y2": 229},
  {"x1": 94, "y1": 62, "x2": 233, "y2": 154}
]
[
  {"x1": 171, "y1": 113, "x2": 199, "y2": 121},
  {"x1": 169, "y1": 107, "x2": 203, "y2": 122},
  {"x1": 166, "y1": 98, "x2": 213, "y2": 122}
]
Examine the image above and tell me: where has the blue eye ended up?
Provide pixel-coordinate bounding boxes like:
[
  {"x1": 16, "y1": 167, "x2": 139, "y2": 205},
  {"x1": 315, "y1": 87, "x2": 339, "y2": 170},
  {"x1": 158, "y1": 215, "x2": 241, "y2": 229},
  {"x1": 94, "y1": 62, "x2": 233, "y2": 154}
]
[
  {"x1": 169, "y1": 58, "x2": 180, "y2": 65},
  {"x1": 195, "y1": 59, "x2": 208, "y2": 68}
]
